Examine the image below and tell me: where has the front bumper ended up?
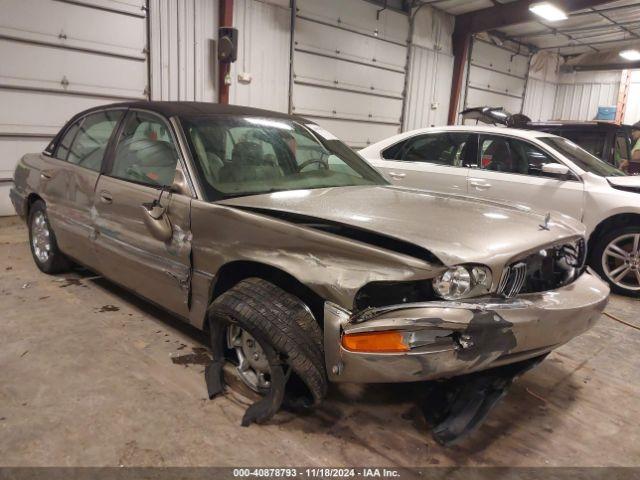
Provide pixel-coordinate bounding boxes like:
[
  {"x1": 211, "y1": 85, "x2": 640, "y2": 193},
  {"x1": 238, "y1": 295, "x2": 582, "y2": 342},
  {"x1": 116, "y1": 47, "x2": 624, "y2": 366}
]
[{"x1": 324, "y1": 272, "x2": 609, "y2": 383}]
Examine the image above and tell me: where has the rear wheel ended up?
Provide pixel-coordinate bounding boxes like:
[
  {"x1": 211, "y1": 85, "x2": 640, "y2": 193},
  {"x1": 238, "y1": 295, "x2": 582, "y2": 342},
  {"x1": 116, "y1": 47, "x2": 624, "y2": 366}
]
[
  {"x1": 28, "y1": 200, "x2": 71, "y2": 274},
  {"x1": 591, "y1": 226, "x2": 640, "y2": 297}
]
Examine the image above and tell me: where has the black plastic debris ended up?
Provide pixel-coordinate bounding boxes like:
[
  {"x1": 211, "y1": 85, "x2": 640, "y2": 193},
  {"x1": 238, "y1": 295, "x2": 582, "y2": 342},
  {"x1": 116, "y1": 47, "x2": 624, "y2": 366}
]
[{"x1": 421, "y1": 354, "x2": 548, "y2": 446}]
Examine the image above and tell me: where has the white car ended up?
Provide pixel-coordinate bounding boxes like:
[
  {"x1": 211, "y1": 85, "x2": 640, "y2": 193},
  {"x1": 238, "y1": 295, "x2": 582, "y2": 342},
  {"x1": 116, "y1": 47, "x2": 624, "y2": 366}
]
[{"x1": 360, "y1": 126, "x2": 640, "y2": 297}]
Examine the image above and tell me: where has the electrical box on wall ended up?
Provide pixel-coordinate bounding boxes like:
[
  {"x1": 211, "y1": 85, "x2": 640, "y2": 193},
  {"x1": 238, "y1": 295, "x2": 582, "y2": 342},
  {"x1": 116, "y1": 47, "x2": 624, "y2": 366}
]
[{"x1": 218, "y1": 27, "x2": 238, "y2": 63}]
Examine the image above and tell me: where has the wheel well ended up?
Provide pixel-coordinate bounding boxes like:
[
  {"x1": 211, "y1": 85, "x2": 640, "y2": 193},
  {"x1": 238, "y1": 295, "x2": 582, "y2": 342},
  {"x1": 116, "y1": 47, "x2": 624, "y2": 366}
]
[
  {"x1": 589, "y1": 213, "x2": 640, "y2": 256},
  {"x1": 205, "y1": 261, "x2": 325, "y2": 332},
  {"x1": 25, "y1": 193, "x2": 43, "y2": 217}
]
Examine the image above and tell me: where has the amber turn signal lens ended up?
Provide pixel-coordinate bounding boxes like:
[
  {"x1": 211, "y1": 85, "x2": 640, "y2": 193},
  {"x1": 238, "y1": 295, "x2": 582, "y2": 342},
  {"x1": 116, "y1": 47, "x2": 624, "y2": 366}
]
[{"x1": 341, "y1": 330, "x2": 409, "y2": 353}]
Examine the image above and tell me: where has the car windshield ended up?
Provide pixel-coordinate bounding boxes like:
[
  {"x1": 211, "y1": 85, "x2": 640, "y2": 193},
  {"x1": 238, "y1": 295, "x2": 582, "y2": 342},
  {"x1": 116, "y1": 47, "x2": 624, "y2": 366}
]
[
  {"x1": 540, "y1": 136, "x2": 626, "y2": 177},
  {"x1": 180, "y1": 115, "x2": 387, "y2": 200}
]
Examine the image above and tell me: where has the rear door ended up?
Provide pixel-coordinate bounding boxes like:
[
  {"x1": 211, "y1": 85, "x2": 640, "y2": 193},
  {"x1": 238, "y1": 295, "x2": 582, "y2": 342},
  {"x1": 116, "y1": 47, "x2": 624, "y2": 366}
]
[
  {"x1": 468, "y1": 134, "x2": 584, "y2": 220},
  {"x1": 368, "y1": 131, "x2": 474, "y2": 194},
  {"x1": 92, "y1": 110, "x2": 192, "y2": 318},
  {"x1": 39, "y1": 109, "x2": 124, "y2": 269}
]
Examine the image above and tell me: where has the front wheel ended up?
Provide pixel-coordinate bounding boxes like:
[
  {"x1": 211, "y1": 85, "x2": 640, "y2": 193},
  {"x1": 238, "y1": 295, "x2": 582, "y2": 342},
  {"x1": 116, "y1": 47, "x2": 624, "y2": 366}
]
[
  {"x1": 209, "y1": 278, "x2": 327, "y2": 410},
  {"x1": 591, "y1": 226, "x2": 640, "y2": 297}
]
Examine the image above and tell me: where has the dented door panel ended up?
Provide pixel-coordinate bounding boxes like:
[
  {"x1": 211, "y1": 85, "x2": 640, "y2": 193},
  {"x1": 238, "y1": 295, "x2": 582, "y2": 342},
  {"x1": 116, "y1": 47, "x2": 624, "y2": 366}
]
[{"x1": 92, "y1": 175, "x2": 192, "y2": 318}]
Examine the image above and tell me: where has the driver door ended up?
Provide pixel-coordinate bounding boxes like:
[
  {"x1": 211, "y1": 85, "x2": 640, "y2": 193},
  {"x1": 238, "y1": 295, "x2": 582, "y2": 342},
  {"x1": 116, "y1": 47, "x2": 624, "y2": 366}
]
[{"x1": 92, "y1": 110, "x2": 192, "y2": 318}]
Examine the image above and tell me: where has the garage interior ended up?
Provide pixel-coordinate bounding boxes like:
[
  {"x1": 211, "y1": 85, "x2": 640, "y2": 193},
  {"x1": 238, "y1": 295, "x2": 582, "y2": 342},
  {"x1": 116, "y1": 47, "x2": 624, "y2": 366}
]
[{"x1": 1, "y1": 0, "x2": 640, "y2": 469}]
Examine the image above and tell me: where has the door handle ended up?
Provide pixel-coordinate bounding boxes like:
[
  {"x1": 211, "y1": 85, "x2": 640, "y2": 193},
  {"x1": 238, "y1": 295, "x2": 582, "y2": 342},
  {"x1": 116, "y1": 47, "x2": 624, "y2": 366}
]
[
  {"x1": 388, "y1": 171, "x2": 406, "y2": 179},
  {"x1": 469, "y1": 180, "x2": 492, "y2": 190},
  {"x1": 99, "y1": 190, "x2": 113, "y2": 204},
  {"x1": 40, "y1": 170, "x2": 52, "y2": 180}
]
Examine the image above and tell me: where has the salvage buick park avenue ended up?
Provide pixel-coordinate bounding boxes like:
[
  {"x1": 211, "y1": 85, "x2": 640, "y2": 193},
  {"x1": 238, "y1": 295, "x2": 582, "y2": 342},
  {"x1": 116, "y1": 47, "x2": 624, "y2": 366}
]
[{"x1": 10, "y1": 102, "x2": 609, "y2": 443}]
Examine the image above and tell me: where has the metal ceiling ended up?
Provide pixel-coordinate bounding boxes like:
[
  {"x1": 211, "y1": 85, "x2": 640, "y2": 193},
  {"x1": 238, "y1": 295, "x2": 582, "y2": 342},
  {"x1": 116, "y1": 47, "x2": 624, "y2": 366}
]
[{"x1": 421, "y1": 0, "x2": 640, "y2": 57}]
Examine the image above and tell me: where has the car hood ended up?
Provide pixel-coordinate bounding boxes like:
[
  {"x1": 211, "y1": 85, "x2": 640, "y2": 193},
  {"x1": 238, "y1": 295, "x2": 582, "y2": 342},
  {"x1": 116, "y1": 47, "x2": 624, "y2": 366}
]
[
  {"x1": 607, "y1": 176, "x2": 640, "y2": 188},
  {"x1": 218, "y1": 186, "x2": 584, "y2": 266}
]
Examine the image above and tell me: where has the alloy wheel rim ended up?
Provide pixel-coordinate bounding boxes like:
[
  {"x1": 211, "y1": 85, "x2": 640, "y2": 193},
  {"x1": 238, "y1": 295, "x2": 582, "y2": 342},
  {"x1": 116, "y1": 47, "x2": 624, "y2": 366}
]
[
  {"x1": 602, "y1": 233, "x2": 640, "y2": 291},
  {"x1": 227, "y1": 325, "x2": 272, "y2": 393},
  {"x1": 31, "y1": 211, "x2": 51, "y2": 264}
]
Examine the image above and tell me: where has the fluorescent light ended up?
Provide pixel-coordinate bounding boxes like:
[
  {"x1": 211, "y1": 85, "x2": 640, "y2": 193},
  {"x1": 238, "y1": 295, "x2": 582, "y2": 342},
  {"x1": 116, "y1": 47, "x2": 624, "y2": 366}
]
[
  {"x1": 620, "y1": 49, "x2": 640, "y2": 61},
  {"x1": 529, "y1": 2, "x2": 568, "y2": 21}
]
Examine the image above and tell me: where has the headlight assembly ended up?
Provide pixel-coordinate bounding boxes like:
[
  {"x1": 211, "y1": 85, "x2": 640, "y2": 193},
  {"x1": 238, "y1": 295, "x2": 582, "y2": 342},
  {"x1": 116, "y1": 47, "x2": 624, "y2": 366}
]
[{"x1": 432, "y1": 264, "x2": 492, "y2": 300}]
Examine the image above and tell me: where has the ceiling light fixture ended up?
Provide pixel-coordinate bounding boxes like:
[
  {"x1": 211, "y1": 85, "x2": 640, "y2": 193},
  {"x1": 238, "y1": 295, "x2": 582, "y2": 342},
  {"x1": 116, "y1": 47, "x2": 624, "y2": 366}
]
[
  {"x1": 620, "y1": 49, "x2": 640, "y2": 61},
  {"x1": 529, "y1": 2, "x2": 568, "y2": 22}
]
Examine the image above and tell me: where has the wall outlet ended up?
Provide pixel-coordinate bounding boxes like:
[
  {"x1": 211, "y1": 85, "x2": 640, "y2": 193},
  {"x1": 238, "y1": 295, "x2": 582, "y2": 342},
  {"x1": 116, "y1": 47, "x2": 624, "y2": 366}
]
[{"x1": 238, "y1": 72, "x2": 252, "y2": 84}]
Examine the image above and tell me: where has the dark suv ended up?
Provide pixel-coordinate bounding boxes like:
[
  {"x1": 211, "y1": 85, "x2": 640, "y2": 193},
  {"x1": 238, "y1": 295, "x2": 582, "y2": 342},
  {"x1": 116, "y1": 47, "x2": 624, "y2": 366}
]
[{"x1": 461, "y1": 107, "x2": 638, "y2": 174}]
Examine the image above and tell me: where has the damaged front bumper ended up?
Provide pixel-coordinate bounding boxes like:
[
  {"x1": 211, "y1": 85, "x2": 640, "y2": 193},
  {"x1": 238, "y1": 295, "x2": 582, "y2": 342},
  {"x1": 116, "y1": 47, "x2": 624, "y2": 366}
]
[{"x1": 324, "y1": 272, "x2": 609, "y2": 383}]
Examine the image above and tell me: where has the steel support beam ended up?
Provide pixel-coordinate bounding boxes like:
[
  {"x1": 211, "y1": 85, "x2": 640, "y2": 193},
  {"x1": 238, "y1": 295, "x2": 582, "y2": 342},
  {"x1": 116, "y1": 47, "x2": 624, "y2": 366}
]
[
  {"x1": 455, "y1": 0, "x2": 615, "y2": 35},
  {"x1": 447, "y1": 33, "x2": 471, "y2": 125}
]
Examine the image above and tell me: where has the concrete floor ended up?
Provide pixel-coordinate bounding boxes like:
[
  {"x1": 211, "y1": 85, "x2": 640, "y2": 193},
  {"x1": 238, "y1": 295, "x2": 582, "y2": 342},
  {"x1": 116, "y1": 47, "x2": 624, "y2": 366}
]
[{"x1": 1, "y1": 217, "x2": 639, "y2": 467}]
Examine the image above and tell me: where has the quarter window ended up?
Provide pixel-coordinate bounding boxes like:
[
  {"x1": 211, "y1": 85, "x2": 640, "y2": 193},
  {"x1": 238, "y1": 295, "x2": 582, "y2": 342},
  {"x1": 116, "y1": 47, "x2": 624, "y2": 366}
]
[
  {"x1": 382, "y1": 132, "x2": 471, "y2": 167},
  {"x1": 65, "y1": 111, "x2": 123, "y2": 171},
  {"x1": 110, "y1": 111, "x2": 179, "y2": 187},
  {"x1": 479, "y1": 135, "x2": 562, "y2": 178},
  {"x1": 55, "y1": 121, "x2": 82, "y2": 161}
]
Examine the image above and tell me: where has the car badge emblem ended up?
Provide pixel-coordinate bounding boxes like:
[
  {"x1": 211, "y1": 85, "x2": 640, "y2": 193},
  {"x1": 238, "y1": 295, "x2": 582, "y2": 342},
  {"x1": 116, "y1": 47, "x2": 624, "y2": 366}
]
[{"x1": 539, "y1": 212, "x2": 551, "y2": 231}]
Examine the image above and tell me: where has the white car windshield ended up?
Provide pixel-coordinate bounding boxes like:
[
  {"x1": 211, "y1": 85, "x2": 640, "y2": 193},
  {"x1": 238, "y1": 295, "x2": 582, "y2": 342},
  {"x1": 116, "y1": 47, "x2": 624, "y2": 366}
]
[
  {"x1": 181, "y1": 116, "x2": 387, "y2": 200},
  {"x1": 540, "y1": 136, "x2": 626, "y2": 177}
]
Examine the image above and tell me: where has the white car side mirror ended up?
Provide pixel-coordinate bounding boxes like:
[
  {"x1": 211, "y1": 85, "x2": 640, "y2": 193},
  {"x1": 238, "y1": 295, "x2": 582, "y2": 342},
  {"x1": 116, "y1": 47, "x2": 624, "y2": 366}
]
[{"x1": 542, "y1": 163, "x2": 570, "y2": 177}]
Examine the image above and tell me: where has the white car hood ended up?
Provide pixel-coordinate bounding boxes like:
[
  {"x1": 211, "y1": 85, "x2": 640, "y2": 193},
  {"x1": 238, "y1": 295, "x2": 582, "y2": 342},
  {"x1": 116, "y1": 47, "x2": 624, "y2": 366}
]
[{"x1": 607, "y1": 176, "x2": 640, "y2": 188}]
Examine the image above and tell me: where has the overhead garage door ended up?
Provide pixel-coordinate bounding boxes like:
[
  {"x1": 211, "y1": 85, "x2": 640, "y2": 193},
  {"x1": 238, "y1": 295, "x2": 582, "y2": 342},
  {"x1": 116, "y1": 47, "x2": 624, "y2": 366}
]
[
  {"x1": 463, "y1": 39, "x2": 530, "y2": 118},
  {"x1": 292, "y1": 0, "x2": 408, "y2": 148},
  {"x1": 0, "y1": 0, "x2": 148, "y2": 215}
]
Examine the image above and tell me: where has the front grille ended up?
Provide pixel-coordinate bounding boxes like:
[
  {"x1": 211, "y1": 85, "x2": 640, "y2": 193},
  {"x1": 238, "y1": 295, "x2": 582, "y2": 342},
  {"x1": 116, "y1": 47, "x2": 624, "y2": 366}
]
[{"x1": 498, "y1": 239, "x2": 586, "y2": 297}]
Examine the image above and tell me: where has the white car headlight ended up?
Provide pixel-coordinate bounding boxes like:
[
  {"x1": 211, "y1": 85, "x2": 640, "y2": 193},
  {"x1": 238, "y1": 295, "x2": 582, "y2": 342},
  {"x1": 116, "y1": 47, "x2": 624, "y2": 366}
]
[{"x1": 433, "y1": 265, "x2": 492, "y2": 300}]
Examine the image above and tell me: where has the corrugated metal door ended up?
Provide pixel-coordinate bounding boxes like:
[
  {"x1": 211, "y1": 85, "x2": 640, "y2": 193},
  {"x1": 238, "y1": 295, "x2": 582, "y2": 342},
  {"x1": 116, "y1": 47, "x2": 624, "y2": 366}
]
[
  {"x1": 292, "y1": 0, "x2": 409, "y2": 148},
  {"x1": 463, "y1": 39, "x2": 530, "y2": 118},
  {"x1": 0, "y1": 0, "x2": 148, "y2": 215}
]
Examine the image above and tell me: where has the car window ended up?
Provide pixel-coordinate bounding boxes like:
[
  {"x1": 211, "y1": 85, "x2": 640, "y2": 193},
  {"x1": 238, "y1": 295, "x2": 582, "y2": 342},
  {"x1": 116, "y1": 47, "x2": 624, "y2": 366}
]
[
  {"x1": 181, "y1": 116, "x2": 386, "y2": 200},
  {"x1": 55, "y1": 121, "x2": 82, "y2": 161},
  {"x1": 559, "y1": 131, "x2": 606, "y2": 160},
  {"x1": 65, "y1": 111, "x2": 123, "y2": 171},
  {"x1": 479, "y1": 135, "x2": 563, "y2": 178},
  {"x1": 540, "y1": 136, "x2": 626, "y2": 177},
  {"x1": 110, "y1": 111, "x2": 179, "y2": 187},
  {"x1": 614, "y1": 133, "x2": 631, "y2": 172},
  {"x1": 382, "y1": 133, "x2": 471, "y2": 167}
]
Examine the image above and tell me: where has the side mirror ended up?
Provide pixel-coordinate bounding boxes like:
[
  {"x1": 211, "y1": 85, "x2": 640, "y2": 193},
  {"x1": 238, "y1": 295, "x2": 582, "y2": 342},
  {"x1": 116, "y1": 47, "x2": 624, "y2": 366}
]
[
  {"x1": 542, "y1": 163, "x2": 570, "y2": 178},
  {"x1": 170, "y1": 168, "x2": 191, "y2": 196}
]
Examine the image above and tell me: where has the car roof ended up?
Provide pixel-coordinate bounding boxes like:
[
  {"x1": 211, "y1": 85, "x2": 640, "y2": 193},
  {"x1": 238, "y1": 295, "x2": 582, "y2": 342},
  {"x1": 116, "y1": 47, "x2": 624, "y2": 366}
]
[
  {"x1": 75, "y1": 101, "x2": 311, "y2": 123},
  {"x1": 527, "y1": 121, "x2": 630, "y2": 130},
  {"x1": 390, "y1": 125, "x2": 558, "y2": 141}
]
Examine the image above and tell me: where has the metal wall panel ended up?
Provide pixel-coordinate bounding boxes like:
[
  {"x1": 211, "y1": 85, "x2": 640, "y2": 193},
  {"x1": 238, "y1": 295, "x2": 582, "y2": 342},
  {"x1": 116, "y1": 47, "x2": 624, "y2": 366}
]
[
  {"x1": 404, "y1": 45, "x2": 454, "y2": 130},
  {"x1": 0, "y1": 0, "x2": 148, "y2": 215},
  {"x1": 0, "y1": 40, "x2": 147, "y2": 100},
  {"x1": 553, "y1": 72, "x2": 621, "y2": 121},
  {"x1": 522, "y1": 77, "x2": 557, "y2": 122},
  {"x1": 0, "y1": 0, "x2": 146, "y2": 59},
  {"x1": 624, "y1": 70, "x2": 640, "y2": 125},
  {"x1": 229, "y1": 0, "x2": 291, "y2": 112},
  {"x1": 293, "y1": 0, "x2": 408, "y2": 147},
  {"x1": 297, "y1": 0, "x2": 409, "y2": 45},
  {"x1": 462, "y1": 38, "x2": 530, "y2": 121},
  {"x1": 302, "y1": 118, "x2": 400, "y2": 150},
  {"x1": 149, "y1": 0, "x2": 218, "y2": 102}
]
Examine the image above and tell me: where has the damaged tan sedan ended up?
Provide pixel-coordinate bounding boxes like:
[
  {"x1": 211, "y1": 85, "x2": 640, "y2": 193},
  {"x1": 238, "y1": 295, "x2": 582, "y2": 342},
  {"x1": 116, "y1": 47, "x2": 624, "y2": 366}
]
[{"x1": 11, "y1": 102, "x2": 609, "y2": 444}]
